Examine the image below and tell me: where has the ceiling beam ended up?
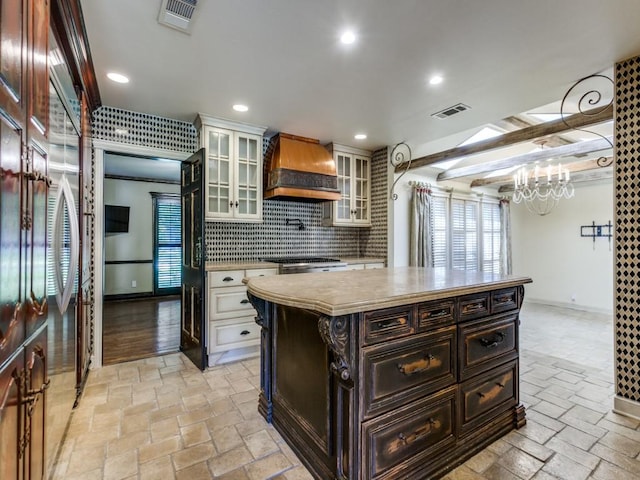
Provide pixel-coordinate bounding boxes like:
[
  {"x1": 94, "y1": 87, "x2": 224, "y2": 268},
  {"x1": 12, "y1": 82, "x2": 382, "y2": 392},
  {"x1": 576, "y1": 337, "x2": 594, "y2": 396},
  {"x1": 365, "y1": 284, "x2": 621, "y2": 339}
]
[
  {"x1": 437, "y1": 136, "x2": 612, "y2": 181},
  {"x1": 470, "y1": 156, "x2": 613, "y2": 188},
  {"x1": 394, "y1": 104, "x2": 612, "y2": 172}
]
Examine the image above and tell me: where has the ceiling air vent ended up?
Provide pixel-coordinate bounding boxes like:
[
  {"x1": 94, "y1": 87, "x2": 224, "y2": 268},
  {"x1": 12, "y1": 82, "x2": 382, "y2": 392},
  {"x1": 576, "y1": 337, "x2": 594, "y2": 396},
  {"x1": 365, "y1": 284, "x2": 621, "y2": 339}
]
[
  {"x1": 432, "y1": 103, "x2": 471, "y2": 119},
  {"x1": 158, "y1": 0, "x2": 198, "y2": 34}
]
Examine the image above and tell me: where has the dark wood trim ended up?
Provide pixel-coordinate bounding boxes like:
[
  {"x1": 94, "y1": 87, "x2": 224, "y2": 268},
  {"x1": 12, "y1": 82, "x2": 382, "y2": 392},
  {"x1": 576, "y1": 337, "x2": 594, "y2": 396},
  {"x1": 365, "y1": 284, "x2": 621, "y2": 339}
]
[
  {"x1": 438, "y1": 136, "x2": 612, "y2": 181},
  {"x1": 395, "y1": 105, "x2": 613, "y2": 172},
  {"x1": 105, "y1": 259, "x2": 153, "y2": 265},
  {"x1": 105, "y1": 174, "x2": 180, "y2": 185},
  {"x1": 50, "y1": 0, "x2": 101, "y2": 111}
]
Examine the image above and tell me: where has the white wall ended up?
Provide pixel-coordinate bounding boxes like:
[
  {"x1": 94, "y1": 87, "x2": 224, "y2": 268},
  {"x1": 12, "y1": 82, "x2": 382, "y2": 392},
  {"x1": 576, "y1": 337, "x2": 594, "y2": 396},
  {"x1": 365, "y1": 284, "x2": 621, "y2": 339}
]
[
  {"x1": 511, "y1": 179, "x2": 613, "y2": 313},
  {"x1": 104, "y1": 178, "x2": 179, "y2": 295}
]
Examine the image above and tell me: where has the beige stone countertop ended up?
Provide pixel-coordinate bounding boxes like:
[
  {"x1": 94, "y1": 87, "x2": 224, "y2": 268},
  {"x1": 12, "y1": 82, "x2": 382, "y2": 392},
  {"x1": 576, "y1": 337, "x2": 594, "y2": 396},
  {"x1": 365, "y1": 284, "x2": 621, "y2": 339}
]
[
  {"x1": 340, "y1": 257, "x2": 386, "y2": 265},
  {"x1": 246, "y1": 267, "x2": 532, "y2": 316},
  {"x1": 205, "y1": 261, "x2": 278, "y2": 271}
]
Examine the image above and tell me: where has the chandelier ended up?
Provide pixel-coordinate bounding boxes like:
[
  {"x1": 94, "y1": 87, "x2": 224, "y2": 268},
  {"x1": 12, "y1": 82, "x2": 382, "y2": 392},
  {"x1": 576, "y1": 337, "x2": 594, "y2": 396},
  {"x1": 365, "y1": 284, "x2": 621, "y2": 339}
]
[{"x1": 512, "y1": 163, "x2": 574, "y2": 216}]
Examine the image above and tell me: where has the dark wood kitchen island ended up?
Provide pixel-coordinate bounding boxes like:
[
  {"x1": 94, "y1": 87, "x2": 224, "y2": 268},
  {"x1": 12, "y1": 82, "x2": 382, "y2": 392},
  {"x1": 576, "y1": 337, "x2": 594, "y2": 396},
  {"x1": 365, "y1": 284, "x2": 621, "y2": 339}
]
[{"x1": 246, "y1": 267, "x2": 532, "y2": 480}]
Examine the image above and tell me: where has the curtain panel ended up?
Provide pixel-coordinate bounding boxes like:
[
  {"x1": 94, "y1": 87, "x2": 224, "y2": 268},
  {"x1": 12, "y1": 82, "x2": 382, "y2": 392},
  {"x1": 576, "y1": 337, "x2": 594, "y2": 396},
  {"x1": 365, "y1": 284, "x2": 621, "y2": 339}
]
[
  {"x1": 499, "y1": 199, "x2": 513, "y2": 274},
  {"x1": 410, "y1": 186, "x2": 433, "y2": 267}
]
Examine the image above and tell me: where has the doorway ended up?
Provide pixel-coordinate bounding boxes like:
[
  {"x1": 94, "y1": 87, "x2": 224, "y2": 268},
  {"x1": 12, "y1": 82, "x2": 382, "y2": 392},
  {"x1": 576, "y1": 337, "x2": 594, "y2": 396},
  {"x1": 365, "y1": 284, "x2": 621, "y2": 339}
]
[{"x1": 93, "y1": 144, "x2": 190, "y2": 368}]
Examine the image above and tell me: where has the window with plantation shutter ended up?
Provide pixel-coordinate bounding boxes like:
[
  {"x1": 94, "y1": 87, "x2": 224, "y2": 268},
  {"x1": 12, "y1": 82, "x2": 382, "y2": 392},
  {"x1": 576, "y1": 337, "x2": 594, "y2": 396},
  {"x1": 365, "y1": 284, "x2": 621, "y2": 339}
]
[
  {"x1": 481, "y1": 201, "x2": 501, "y2": 273},
  {"x1": 428, "y1": 193, "x2": 503, "y2": 273},
  {"x1": 451, "y1": 198, "x2": 478, "y2": 271},
  {"x1": 153, "y1": 194, "x2": 181, "y2": 294},
  {"x1": 431, "y1": 195, "x2": 448, "y2": 268}
]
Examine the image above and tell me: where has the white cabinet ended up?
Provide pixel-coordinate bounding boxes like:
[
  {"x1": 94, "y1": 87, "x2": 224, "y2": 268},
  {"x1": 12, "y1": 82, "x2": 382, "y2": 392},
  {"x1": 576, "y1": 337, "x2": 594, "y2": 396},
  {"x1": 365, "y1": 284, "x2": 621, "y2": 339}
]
[
  {"x1": 345, "y1": 262, "x2": 385, "y2": 270},
  {"x1": 323, "y1": 143, "x2": 371, "y2": 227},
  {"x1": 195, "y1": 114, "x2": 267, "y2": 222},
  {"x1": 207, "y1": 266, "x2": 277, "y2": 365}
]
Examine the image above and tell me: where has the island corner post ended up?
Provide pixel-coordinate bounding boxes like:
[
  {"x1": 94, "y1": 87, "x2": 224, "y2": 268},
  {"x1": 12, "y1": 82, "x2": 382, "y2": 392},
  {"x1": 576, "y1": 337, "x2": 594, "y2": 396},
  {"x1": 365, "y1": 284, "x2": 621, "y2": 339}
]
[{"x1": 247, "y1": 267, "x2": 531, "y2": 480}]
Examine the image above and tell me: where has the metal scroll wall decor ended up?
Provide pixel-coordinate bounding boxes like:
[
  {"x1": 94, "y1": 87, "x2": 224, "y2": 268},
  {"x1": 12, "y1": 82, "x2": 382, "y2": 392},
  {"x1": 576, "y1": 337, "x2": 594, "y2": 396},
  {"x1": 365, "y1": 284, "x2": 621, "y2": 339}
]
[
  {"x1": 512, "y1": 74, "x2": 614, "y2": 216},
  {"x1": 389, "y1": 142, "x2": 412, "y2": 200}
]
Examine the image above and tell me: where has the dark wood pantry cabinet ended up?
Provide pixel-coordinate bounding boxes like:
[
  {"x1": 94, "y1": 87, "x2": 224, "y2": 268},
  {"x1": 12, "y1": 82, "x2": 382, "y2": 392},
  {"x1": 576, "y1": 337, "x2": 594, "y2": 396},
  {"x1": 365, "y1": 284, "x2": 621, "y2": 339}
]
[{"x1": 0, "y1": 0, "x2": 99, "y2": 477}]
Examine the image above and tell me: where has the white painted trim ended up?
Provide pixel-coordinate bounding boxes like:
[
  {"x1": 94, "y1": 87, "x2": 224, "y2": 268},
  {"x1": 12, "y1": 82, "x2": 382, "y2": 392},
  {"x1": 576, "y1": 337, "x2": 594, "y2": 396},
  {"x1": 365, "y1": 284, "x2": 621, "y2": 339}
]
[
  {"x1": 523, "y1": 297, "x2": 613, "y2": 316},
  {"x1": 92, "y1": 140, "x2": 191, "y2": 369},
  {"x1": 613, "y1": 395, "x2": 640, "y2": 421},
  {"x1": 193, "y1": 113, "x2": 267, "y2": 136}
]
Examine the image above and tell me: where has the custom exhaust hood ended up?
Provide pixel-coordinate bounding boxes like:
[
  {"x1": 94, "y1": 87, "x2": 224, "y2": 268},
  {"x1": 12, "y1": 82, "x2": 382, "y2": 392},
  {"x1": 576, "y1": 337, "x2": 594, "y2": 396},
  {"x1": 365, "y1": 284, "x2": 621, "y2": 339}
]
[{"x1": 264, "y1": 133, "x2": 341, "y2": 201}]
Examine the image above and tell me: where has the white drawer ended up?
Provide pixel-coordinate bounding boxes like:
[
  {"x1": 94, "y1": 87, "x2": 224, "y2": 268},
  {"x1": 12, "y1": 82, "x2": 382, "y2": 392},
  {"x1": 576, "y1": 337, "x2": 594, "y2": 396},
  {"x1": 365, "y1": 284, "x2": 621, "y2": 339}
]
[
  {"x1": 209, "y1": 270, "x2": 245, "y2": 287},
  {"x1": 210, "y1": 317, "x2": 261, "y2": 353},
  {"x1": 345, "y1": 264, "x2": 366, "y2": 270},
  {"x1": 364, "y1": 263, "x2": 385, "y2": 269},
  {"x1": 210, "y1": 285, "x2": 254, "y2": 319},
  {"x1": 245, "y1": 268, "x2": 278, "y2": 278}
]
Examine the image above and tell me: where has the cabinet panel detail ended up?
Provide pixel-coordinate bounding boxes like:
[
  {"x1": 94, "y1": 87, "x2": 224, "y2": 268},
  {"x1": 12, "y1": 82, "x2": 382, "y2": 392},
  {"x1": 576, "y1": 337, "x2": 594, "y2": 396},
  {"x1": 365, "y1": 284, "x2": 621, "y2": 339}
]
[
  {"x1": 459, "y1": 313, "x2": 518, "y2": 380},
  {"x1": 363, "y1": 306, "x2": 414, "y2": 345},
  {"x1": 417, "y1": 300, "x2": 455, "y2": 331},
  {"x1": 363, "y1": 387, "x2": 456, "y2": 479},
  {"x1": 363, "y1": 327, "x2": 456, "y2": 418},
  {"x1": 458, "y1": 360, "x2": 518, "y2": 436},
  {"x1": 491, "y1": 288, "x2": 518, "y2": 314},
  {"x1": 457, "y1": 293, "x2": 489, "y2": 322}
]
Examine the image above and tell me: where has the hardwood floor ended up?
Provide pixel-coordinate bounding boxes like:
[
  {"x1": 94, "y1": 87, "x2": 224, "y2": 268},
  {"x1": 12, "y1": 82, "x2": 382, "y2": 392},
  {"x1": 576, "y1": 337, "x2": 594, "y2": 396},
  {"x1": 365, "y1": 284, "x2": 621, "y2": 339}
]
[{"x1": 102, "y1": 295, "x2": 180, "y2": 365}]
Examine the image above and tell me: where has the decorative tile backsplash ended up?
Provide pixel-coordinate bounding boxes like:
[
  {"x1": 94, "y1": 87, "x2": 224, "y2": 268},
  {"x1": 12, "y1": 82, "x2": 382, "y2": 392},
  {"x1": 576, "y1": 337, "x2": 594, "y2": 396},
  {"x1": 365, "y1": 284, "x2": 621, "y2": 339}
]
[{"x1": 92, "y1": 106, "x2": 388, "y2": 263}]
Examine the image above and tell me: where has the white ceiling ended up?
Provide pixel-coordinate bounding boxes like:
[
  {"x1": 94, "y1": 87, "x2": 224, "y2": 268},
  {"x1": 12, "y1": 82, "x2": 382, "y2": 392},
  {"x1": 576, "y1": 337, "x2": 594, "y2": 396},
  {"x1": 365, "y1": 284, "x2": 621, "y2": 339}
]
[{"x1": 80, "y1": 0, "x2": 640, "y2": 159}]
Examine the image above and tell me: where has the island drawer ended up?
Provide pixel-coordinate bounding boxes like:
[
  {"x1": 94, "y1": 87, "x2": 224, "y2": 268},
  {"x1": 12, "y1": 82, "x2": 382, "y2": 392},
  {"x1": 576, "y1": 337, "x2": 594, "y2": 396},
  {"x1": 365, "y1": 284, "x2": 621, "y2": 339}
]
[
  {"x1": 458, "y1": 360, "x2": 517, "y2": 436},
  {"x1": 362, "y1": 327, "x2": 456, "y2": 418},
  {"x1": 209, "y1": 316, "x2": 261, "y2": 353},
  {"x1": 458, "y1": 313, "x2": 518, "y2": 380},
  {"x1": 363, "y1": 386, "x2": 456, "y2": 480},
  {"x1": 457, "y1": 292, "x2": 490, "y2": 322},
  {"x1": 209, "y1": 270, "x2": 245, "y2": 287},
  {"x1": 417, "y1": 300, "x2": 455, "y2": 331},
  {"x1": 363, "y1": 306, "x2": 414, "y2": 345},
  {"x1": 244, "y1": 268, "x2": 278, "y2": 278},
  {"x1": 209, "y1": 285, "x2": 254, "y2": 320},
  {"x1": 491, "y1": 287, "x2": 519, "y2": 314}
]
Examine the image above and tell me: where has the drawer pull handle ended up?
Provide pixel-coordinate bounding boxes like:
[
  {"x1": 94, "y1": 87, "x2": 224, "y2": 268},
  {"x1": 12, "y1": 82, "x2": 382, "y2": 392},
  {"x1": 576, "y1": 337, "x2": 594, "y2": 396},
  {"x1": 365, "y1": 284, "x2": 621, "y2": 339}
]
[
  {"x1": 240, "y1": 299, "x2": 250, "y2": 305},
  {"x1": 422, "y1": 308, "x2": 450, "y2": 320},
  {"x1": 477, "y1": 392, "x2": 485, "y2": 398},
  {"x1": 398, "y1": 418, "x2": 437, "y2": 445},
  {"x1": 479, "y1": 331, "x2": 506, "y2": 348},
  {"x1": 240, "y1": 330, "x2": 250, "y2": 336},
  {"x1": 463, "y1": 302, "x2": 485, "y2": 314},
  {"x1": 495, "y1": 295, "x2": 513, "y2": 304},
  {"x1": 222, "y1": 276, "x2": 234, "y2": 282},
  {"x1": 496, "y1": 382, "x2": 505, "y2": 388},
  {"x1": 376, "y1": 317, "x2": 407, "y2": 330},
  {"x1": 397, "y1": 354, "x2": 435, "y2": 376}
]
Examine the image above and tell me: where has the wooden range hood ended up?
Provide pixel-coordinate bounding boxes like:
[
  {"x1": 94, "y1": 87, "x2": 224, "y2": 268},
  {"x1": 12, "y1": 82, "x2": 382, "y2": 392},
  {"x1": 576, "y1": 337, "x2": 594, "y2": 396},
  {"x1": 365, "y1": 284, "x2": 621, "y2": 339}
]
[{"x1": 264, "y1": 133, "x2": 341, "y2": 201}]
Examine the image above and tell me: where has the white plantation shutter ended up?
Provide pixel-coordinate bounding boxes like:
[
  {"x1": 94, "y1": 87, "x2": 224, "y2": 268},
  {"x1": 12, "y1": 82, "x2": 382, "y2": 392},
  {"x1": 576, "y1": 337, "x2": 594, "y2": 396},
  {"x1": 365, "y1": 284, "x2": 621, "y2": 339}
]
[
  {"x1": 154, "y1": 195, "x2": 181, "y2": 292},
  {"x1": 450, "y1": 198, "x2": 478, "y2": 271},
  {"x1": 430, "y1": 195, "x2": 448, "y2": 268},
  {"x1": 481, "y1": 201, "x2": 501, "y2": 273}
]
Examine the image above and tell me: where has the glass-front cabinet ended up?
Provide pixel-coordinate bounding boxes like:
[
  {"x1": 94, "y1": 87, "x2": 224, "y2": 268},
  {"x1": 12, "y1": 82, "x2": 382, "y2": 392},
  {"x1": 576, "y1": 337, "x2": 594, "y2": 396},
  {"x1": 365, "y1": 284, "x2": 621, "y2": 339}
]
[
  {"x1": 323, "y1": 143, "x2": 371, "y2": 227},
  {"x1": 195, "y1": 115, "x2": 266, "y2": 222}
]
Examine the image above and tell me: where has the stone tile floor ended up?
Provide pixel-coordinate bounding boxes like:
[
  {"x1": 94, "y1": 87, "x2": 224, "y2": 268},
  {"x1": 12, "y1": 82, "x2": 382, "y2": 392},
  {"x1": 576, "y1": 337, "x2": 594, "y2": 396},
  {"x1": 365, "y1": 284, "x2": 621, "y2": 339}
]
[{"x1": 51, "y1": 303, "x2": 637, "y2": 479}]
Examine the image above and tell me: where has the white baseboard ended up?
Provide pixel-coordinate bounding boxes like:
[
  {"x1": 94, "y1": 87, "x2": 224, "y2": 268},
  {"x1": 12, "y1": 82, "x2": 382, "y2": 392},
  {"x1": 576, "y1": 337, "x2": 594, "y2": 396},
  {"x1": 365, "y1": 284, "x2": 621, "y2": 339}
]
[
  {"x1": 613, "y1": 395, "x2": 640, "y2": 421},
  {"x1": 523, "y1": 297, "x2": 613, "y2": 316}
]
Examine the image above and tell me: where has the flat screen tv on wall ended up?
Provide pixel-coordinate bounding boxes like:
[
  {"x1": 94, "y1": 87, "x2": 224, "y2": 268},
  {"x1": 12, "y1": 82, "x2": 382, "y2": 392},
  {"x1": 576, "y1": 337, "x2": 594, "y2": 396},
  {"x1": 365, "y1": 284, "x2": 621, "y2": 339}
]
[{"x1": 105, "y1": 205, "x2": 130, "y2": 233}]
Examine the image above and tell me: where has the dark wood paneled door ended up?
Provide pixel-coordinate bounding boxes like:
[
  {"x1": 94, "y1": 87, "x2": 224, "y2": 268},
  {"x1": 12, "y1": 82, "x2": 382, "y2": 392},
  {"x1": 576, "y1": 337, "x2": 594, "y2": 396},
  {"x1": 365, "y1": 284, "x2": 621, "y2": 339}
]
[{"x1": 180, "y1": 149, "x2": 206, "y2": 370}]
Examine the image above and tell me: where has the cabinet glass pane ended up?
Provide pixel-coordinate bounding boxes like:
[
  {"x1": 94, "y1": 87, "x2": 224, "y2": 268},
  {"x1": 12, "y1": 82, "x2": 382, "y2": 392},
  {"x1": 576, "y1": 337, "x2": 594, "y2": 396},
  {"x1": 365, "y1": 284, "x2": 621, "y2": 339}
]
[
  {"x1": 249, "y1": 164, "x2": 257, "y2": 186},
  {"x1": 238, "y1": 137, "x2": 247, "y2": 159},
  {"x1": 249, "y1": 139, "x2": 258, "y2": 160},
  {"x1": 239, "y1": 163, "x2": 247, "y2": 187},
  {"x1": 220, "y1": 134, "x2": 229, "y2": 158},
  {"x1": 209, "y1": 158, "x2": 218, "y2": 183},
  {"x1": 208, "y1": 131, "x2": 219, "y2": 152},
  {"x1": 220, "y1": 160, "x2": 229, "y2": 185}
]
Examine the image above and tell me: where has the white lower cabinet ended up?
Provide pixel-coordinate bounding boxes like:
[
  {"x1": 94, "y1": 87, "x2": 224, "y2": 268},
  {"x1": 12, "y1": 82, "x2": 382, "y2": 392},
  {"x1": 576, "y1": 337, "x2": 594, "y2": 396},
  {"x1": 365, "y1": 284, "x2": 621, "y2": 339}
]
[{"x1": 208, "y1": 266, "x2": 277, "y2": 365}]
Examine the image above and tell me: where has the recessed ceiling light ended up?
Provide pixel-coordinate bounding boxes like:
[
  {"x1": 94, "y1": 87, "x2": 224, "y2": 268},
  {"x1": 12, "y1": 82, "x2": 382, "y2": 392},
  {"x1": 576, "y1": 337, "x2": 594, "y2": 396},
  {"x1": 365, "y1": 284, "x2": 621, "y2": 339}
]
[
  {"x1": 429, "y1": 75, "x2": 444, "y2": 85},
  {"x1": 107, "y1": 72, "x2": 129, "y2": 84},
  {"x1": 354, "y1": 133, "x2": 367, "y2": 140},
  {"x1": 340, "y1": 30, "x2": 356, "y2": 44},
  {"x1": 233, "y1": 104, "x2": 249, "y2": 112}
]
